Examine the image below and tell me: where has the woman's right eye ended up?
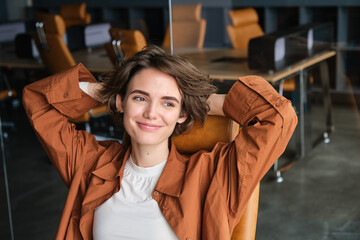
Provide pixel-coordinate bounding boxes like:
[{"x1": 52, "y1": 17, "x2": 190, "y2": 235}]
[{"x1": 133, "y1": 96, "x2": 146, "y2": 102}]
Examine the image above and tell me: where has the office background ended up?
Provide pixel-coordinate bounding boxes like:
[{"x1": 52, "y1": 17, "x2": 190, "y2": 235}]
[{"x1": 0, "y1": 0, "x2": 359, "y2": 239}]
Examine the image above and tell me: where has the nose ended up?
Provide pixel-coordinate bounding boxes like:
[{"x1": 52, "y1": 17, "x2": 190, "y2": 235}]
[{"x1": 143, "y1": 102, "x2": 158, "y2": 119}]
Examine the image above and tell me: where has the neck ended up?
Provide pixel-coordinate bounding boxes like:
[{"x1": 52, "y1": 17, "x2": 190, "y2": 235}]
[{"x1": 130, "y1": 140, "x2": 170, "y2": 168}]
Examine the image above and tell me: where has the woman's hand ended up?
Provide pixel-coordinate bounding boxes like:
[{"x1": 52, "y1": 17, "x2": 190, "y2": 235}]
[
  {"x1": 207, "y1": 94, "x2": 226, "y2": 116},
  {"x1": 87, "y1": 82, "x2": 104, "y2": 103}
]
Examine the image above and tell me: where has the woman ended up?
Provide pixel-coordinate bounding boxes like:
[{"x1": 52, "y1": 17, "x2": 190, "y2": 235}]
[{"x1": 23, "y1": 46, "x2": 297, "y2": 239}]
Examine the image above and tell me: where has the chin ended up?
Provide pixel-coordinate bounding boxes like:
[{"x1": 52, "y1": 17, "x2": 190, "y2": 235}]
[{"x1": 131, "y1": 134, "x2": 170, "y2": 147}]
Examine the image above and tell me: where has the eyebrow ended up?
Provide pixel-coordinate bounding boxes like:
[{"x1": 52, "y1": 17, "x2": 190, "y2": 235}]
[{"x1": 129, "y1": 90, "x2": 180, "y2": 104}]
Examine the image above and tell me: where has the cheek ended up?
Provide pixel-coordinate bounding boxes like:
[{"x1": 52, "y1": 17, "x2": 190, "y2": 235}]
[{"x1": 162, "y1": 111, "x2": 183, "y2": 125}]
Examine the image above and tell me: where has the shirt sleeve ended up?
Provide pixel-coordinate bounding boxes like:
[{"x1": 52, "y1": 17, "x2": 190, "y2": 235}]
[
  {"x1": 22, "y1": 63, "x2": 101, "y2": 186},
  {"x1": 212, "y1": 75, "x2": 298, "y2": 219}
]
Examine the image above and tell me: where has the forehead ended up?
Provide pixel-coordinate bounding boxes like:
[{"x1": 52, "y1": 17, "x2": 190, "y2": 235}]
[{"x1": 127, "y1": 68, "x2": 182, "y2": 98}]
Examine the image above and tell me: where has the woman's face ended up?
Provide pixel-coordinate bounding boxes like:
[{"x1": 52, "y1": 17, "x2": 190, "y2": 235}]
[{"x1": 116, "y1": 68, "x2": 186, "y2": 148}]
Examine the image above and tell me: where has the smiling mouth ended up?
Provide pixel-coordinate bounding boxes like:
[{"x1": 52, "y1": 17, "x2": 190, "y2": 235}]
[{"x1": 137, "y1": 122, "x2": 162, "y2": 131}]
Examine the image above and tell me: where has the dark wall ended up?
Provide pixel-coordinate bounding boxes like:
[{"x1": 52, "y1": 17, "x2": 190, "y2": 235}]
[{"x1": 0, "y1": 0, "x2": 8, "y2": 22}]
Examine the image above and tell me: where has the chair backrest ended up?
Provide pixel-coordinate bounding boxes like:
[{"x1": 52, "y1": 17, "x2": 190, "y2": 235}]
[
  {"x1": 171, "y1": 115, "x2": 259, "y2": 240},
  {"x1": 105, "y1": 28, "x2": 147, "y2": 65},
  {"x1": 162, "y1": 3, "x2": 206, "y2": 48},
  {"x1": 226, "y1": 8, "x2": 264, "y2": 50},
  {"x1": 34, "y1": 12, "x2": 76, "y2": 75},
  {"x1": 60, "y1": 2, "x2": 91, "y2": 27}
]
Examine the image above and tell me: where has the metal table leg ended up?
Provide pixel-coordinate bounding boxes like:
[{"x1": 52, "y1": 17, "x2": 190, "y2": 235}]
[
  {"x1": 299, "y1": 68, "x2": 306, "y2": 158},
  {"x1": 316, "y1": 61, "x2": 334, "y2": 146},
  {"x1": 0, "y1": 115, "x2": 15, "y2": 240}
]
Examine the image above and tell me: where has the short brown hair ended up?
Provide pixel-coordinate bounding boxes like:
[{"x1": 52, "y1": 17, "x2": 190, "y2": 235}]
[{"x1": 98, "y1": 45, "x2": 217, "y2": 137}]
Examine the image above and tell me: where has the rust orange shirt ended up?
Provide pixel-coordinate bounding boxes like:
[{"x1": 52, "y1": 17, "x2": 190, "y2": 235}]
[{"x1": 23, "y1": 64, "x2": 297, "y2": 240}]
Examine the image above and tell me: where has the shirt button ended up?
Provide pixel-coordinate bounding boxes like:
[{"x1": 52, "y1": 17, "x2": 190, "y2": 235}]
[
  {"x1": 63, "y1": 93, "x2": 68, "y2": 98},
  {"x1": 153, "y1": 191, "x2": 159, "y2": 196},
  {"x1": 249, "y1": 82, "x2": 255, "y2": 86},
  {"x1": 276, "y1": 102, "x2": 282, "y2": 107}
]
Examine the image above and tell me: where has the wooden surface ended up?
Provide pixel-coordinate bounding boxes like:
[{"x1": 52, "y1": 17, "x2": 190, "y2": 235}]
[
  {"x1": 178, "y1": 48, "x2": 336, "y2": 82},
  {"x1": 0, "y1": 45, "x2": 335, "y2": 83}
]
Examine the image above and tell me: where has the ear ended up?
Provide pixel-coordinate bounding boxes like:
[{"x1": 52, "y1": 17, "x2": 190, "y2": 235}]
[
  {"x1": 177, "y1": 110, "x2": 187, "y2": 124},
  {"x1": 115, "y1": 94, "x2": 123, "y2": 112}
]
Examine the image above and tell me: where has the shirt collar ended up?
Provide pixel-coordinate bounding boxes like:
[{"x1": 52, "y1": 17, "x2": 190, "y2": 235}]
[
  {"x1": 91, "y1": 143, "x2": 130, "y2": 180},
  {"x1": 155, "y1": 141, "x2": 187, "y2": 197},
  {"x1": 92, "y1": 141, "x2": 187, "y2": 197}
]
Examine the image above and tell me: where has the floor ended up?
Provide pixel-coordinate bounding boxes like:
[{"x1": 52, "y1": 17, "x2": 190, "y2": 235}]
[{"x1": 0, "y1": 93, "x2": 360, "y2": 239}]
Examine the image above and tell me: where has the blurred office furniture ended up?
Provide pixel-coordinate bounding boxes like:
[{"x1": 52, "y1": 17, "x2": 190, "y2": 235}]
[
  {"x1": 163, "y1": 3, "x2": 206, "y2": 48},
  {"x1": 248, "y1": 23, "x2": 334, "y2": 71},
  {"x1": 105, "y1": 28, "x2": 147, "y2": 65},
  {"x1": 0, "y1": 87, "x2": 17, "y2": 135},
  {"x1": 172, "y1": 115, "x2": 259, "y2": 240},
  {"x1": 29, "y1": 1, "x2": 360, "y2": 95},
  {"x1": 33, "y1": 12, "x2": 108, "y2": 132},
  {"x1": 83, "y1": 23, "x2": 111, "y2": 49},
  {"x1": 227, "y1": 8, "x2": 264, "y2": 51},
  {"x1": 0, "y1": 21, "x2": 26, "y2": 45},
  {"x1": 15, "y1": 33, "x2": 40, "y2": 59},
  {"x1": 59, "y1": 2, "x2": 91, "y2": 28},
  {"x1": 0, "y1": 68, "x2": 17, "y2": 240},
  {"x1": 226, "y1": 8, "x2": 296, "y2": 91},
  {"x1": 34, "y1": 12, "x2": 75, "y2": 74},
  {"x1": 66, "y1": 22, "x2": 111, "y2": 52},
  {"x1": 0, "y1": 109, "x2": 15, "y2": 240}
]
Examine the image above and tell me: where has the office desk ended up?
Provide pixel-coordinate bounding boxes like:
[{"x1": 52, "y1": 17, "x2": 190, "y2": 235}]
[{"x1": 178, "y1": 48, "x2": 335, "y2": 82}]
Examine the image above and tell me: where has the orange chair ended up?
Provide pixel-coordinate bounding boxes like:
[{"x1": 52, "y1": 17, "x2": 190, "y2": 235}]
[
  {"x1": 34, "y1": 13, "x2": 108, "y2": 132},
  {"x1": 163, "y1": 3, "x2": 206, "y2": 48},
  {"x1": 227, "y1": 8, "x2": 296, "y2": 92},
  {"x1": 227, "y1": 8, "x2": 264, "y2": 51},
  {"x1": 105, "y1": 28, "x2": 147, "y2": 65},
  {"x1": 34, "y1": 12, "x2": 75, "y2": 75},
  {"x1": 172, "y1": 116, "x2": 259, "y2": 240},
  {"x1": 59, "y1": 2, "x2": 91, "y2": 28}
]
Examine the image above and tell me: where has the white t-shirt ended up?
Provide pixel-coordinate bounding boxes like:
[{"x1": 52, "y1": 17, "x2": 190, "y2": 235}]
[{"x1": 93, "y1": 156, "x2": 179, "y2": 240}]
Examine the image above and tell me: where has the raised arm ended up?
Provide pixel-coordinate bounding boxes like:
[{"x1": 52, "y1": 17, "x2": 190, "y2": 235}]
[
  {"x1": 206, "y1": 75, "x2": 297, "y2": 227},
  {"x1": 22, "y1": 64, "x2": 101, "y2": 186}
]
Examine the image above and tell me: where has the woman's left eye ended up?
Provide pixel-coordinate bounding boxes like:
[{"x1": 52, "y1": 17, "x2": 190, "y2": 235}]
[{"x1": 163, "y1": 102, "x2": 175, "y2": 107}]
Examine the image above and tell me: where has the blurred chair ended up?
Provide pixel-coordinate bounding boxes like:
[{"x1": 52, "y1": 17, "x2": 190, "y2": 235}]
[
  {"x1": 34, "y1": 12, "x2": 75, "y2": 75},
  {"x1": 34, "y1": 12, "x2": 108, "y2": 132},
  {"x1": 163, "y1": 3, "x2": 206, "y2": 48},
  {"x1": 227, "y1": 8, "x2": 264, "y2": 51},
  {"x1": 59, "y1": 2, "x2": 91, "y2": 28},
  {"x1": 227, "y1": 8, "x2": 296, "y2": 93},
  {"x1": 172, "y1": 115, "x2": 259, "y2": 240},
  {"x1": 105, "y1": 28, "x2": 147, "y2": 65}
]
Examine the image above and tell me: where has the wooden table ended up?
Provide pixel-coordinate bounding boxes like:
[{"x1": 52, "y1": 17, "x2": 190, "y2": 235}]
[{"x1": 177, "y1": 48, "x2": 335, "y2": 82}]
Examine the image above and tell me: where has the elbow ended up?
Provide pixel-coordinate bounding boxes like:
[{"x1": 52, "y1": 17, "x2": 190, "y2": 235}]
[
  {"x1": 282, "y1": 102, "x2": 298, "y2": 138},
  {"x1": 22, "y1": 86, "x2": 30, "y2": 113}
]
